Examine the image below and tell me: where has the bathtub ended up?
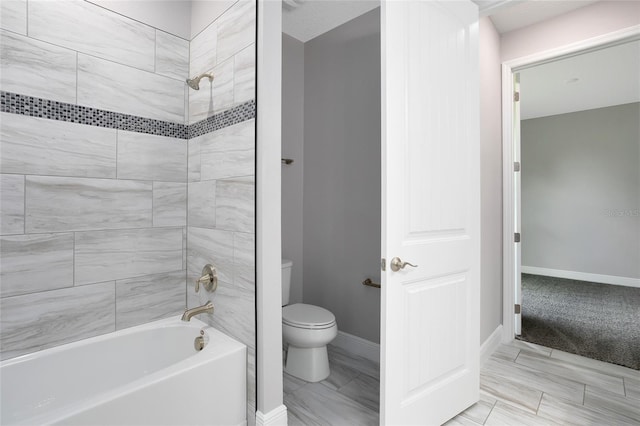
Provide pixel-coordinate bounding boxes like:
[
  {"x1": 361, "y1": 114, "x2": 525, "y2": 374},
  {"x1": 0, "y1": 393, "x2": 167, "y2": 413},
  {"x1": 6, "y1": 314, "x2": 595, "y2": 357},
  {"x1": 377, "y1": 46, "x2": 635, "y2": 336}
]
[{"x1": 0, "y1": 317, "x2": 246, "y2": 425}]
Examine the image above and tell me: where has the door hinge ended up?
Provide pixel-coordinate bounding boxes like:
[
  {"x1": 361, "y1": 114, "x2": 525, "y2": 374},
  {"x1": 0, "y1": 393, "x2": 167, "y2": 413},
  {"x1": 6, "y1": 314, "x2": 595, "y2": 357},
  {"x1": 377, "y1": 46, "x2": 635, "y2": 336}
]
[
  {"x1": 381, "y1": 258, "x2": 386, "y2": 271},
  {"x1": 515, "y1": 304, "x2": 521, "y2": 314},
  {"x1": 514, "y1": 161, "x2": 521, "y2": 172},
  {"x1": 514, "y1": 232, "x2": 521, "y2": 243},
  {"x1": 514, "y1": 91, "x2": 520, "y2": 102}
]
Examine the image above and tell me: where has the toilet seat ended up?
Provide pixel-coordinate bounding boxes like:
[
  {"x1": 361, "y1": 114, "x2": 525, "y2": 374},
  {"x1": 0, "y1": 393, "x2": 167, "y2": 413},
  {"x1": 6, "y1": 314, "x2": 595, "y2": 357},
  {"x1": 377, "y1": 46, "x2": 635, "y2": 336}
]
[{"x1": 283, "y1": 303, "x2": 336, "y2": 329}]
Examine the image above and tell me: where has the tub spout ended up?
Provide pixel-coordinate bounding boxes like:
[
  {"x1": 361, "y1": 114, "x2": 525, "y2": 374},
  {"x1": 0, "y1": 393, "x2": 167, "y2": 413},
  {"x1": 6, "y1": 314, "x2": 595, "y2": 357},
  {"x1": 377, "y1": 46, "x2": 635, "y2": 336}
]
[{"x1": 181, "y1": 301, "x2": 214, "y2": 321}]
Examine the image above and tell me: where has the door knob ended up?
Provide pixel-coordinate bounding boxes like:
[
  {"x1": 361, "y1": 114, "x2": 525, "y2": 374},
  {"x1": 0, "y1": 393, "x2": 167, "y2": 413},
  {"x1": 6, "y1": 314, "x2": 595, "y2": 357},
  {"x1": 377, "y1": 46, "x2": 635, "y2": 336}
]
[{"x1": 390, "y1": 257, "x2": 418, "y2": 272}]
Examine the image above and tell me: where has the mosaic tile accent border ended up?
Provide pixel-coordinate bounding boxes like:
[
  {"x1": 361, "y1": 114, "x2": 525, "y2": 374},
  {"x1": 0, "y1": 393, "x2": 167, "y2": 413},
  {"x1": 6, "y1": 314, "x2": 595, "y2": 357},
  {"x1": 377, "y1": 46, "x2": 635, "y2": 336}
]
[{"x1": 0, "y1": 91, "x2": 255, "y2": 140}]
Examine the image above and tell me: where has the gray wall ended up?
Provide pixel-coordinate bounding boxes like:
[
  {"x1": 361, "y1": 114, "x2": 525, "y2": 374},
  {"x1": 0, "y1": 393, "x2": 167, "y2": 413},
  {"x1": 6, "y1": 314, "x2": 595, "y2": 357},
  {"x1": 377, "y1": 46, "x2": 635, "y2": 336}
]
[
  {"x1": 479, "y1": 17, "x2": 504, "y2": 343},
  {"x1": 303, "y1": 8, "x2": 381, "y2": 344},
  {"x1": 521, "y1": 103, "x2": 640, "y2": 279},
  {"x1": 282, "y1": 33, "x2": 305, "y2": 304},
  {"x1": 0, "y1": 0, "x2": 188, "y2": 361}
]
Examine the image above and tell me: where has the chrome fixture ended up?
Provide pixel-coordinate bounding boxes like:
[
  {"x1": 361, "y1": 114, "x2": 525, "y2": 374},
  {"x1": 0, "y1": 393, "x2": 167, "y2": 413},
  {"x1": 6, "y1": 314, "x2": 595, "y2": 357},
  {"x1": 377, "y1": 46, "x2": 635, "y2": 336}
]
[
  {"x1": 194, "y1": 336, "x2": 205, "y2": 351},
  {"x1": 390, "y1": 257, "x2": 418, "y2": 272},
  {"x1": 186, "y1": 73, "x2": 214, "y2": 90},
  {"x1": 362, "y1": 278, "x2": 381, "y2": 289},
  {"x1": 195, "y1": 264, "x2": 218, "y2": 293},
  {"x1": 181, "y1": 301, "x2": 214, "y2": 322}
]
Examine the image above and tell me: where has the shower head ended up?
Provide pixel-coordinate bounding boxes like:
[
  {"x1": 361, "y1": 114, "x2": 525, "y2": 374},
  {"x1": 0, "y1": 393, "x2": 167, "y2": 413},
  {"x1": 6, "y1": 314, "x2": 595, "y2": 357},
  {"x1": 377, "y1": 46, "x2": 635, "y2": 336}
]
[{"x1": 186, "y1": 73, "x2": 214, "y2": 90}]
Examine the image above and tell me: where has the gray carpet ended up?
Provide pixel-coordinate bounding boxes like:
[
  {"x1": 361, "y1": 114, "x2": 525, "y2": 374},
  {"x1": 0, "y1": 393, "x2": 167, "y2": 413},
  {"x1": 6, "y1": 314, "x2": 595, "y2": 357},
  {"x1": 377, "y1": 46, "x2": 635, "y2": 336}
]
[{"x1": 520, "y1": 273, "x2": 640, "y2": 370}]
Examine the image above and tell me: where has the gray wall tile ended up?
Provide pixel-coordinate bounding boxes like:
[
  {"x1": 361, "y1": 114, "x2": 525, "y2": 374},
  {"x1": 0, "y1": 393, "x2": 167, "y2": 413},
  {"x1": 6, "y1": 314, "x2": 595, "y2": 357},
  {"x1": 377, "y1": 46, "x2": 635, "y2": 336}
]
[
  {"x1": 153, "y1": 182, "x2": 187, "y2": 227},
  {"x1": 188, "y1": 180, "x2": 217, "y2": 228},
  {"x1": 187, "y1": 227, "x2": 234, "y2": 285},
  {"x1": 188, "y1": 138, "x2": 201, "y2": 182},
  {"x1": 0, "y1": 233, "x2": 74, "y2": 298},
  {"x1": 0, "y1": 0, "x2": 26, "y2": 35},
  {"x1": 78, "y1": 54, "x2": 185, "y2": 123},
  {"x1": 216, "y1": 0, "x2": 256, "y2": 65},
  {"x1": 117, "y1": 131, "x2": 187, "y2": 182},
  {"x1": 201, "y1": 149, "x2": 254, "y2": 181},
  {"x1": 234, "y1": 44, "x2": 255, "y2": 104},
  {"x1": 188, "y1": 56, "x2": 234, "y2": 124},
  {"x1": 216, "y1": 178, "x2": 255, "y2": 232},
  {"x1": 0, "y1": 113, "x2": 117, "y2": 178},
  {"x1": 0, "y1": 282, "x2": 115, "y2": 360},
  {"x1": 156, "y1": 30, "x2": 189, "y2": 81},
  {"x1": 25, "y1": 176, "x2": 152, "y2": 233},
  {"x1": 190, "y1": 21, "x2": 217, "y2": 77},
  {"x1": 200, "y1": 119, "x2": 255, "y2": 153},
  {"x1": 116, "y1": 270, "x2": 186, "y2": 330},
  {"x1": 234, "y1": 232, "x2": 255, "y2": 289},
  {"x1": 75, "y1": 228, "x2": 183, "y2": 285},
  {"x1": 0, "y1": 30, "x2": 76, "y2": 104},
  {"x1": 0, "y1": 174, "x2": 24, "y2": 235},
  {"x1": 28, "y1": 0, "x2": 155, "y2": 71}
]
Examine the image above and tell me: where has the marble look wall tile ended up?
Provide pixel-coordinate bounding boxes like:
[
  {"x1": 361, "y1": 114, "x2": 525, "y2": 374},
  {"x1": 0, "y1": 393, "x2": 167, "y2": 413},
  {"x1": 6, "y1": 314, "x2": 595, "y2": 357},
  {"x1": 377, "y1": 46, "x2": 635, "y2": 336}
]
[
  {"x1": 0, "y1": 30, "x2": 76, "y2": 104},
  {"x1": 199, "y1": 119, "x2": 255, "y2": 153},
  {"x1": 153, "y1": 182, "x2": 186, "y2": 227},
  {"x1": 115, "y1": 270, "x2": 186, "y2": 330},
  {"x1": 234, "y1": 232, "x2": 255, "y2": 289},
  {"x1": 188, "y1": 275, "x2": 254, "y2": 348},
  {"x1": 234, "y1": 44, "x2": 255, "y2": 104},
  {"x1": 0, "y1": 282, "x2": 115, "y2": 360},
  {"x1": 0, "y1": 233, "x2": 73, "y2": 298},
  {"x1": 201, "y1": 149, "x2": 254, "y2": 181},
  {"x1": 187, "y1": 227, "x2": 234, "y2": 286},
  {"x1": 0, "y1": 174, "x2": 24, "y2": 235},
  {"x1": 117, "y1": 130, "x2": 187, "y2": 182},
  {"x1": 25, "y1": 176, "x2": 152, "y2": 233},
  {"x1": 189, "y1": 57, "x2": 234, "y2": 124},
  {"x1": 156, "y1": 31, "x2": 189, "y2": 81},
  {"x1": 78, "y1": 54, "x2": 184, "y2": 123},
  {"x1": 190, "y1": 21, "x2": 217, "y2": 77},
  {"x1": 28, "y1": 0, "x2": 155, "y2": 71},
  {"x1": 0, "y1": 113, "x2": 117, "y2": 178},
  {"x1": 247, "y1": 346, "x2": 256, "y2": 412},
  {"x1": 188, "y1": 180, "x2": 216, "y2": 228},
  {"x1": 0, "y1": 0, "x2": 26, "y2": 34},
  {"x1": 75, "y1": 228, "x2": 183, "y2": 285},
  {"x1": 216, "y1": 0, "x2": 256, "y2": 65},
  {"x1": 216, "y1": 178, "x2": 255, "y2": 232},
  {"x1": 188, "y1": 138, "x2": 201, "y2": 182}
]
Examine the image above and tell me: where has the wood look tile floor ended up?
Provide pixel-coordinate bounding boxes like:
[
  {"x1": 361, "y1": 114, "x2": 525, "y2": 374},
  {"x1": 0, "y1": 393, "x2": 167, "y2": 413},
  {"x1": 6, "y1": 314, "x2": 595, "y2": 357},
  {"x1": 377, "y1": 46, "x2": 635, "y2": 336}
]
[{"x1": 284, "y1": 341, "x2": 640, "y2": 425}]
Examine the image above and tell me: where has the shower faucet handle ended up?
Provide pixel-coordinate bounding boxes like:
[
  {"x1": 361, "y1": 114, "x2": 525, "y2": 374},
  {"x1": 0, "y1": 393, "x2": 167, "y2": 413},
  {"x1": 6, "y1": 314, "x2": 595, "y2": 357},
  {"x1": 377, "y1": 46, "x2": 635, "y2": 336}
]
[{"x1": 195, "y1": 264, "x2": 218, "y2": 293}]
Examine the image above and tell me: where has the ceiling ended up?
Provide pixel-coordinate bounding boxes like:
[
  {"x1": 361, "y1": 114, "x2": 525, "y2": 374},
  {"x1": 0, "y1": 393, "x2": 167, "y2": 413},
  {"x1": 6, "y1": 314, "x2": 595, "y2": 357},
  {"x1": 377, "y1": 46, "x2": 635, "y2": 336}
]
[
  {"x1": 475, "y1": 0, "x2": 599, "y2": 34},
  {"x1": 519, "y1": 40, "x2": 640, "y2": 120}
]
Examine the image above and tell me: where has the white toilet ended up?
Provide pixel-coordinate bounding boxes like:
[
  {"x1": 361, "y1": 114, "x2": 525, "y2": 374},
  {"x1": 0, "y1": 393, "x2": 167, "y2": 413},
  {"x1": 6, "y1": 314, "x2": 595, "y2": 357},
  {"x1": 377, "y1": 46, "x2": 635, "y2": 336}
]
[{"x1": 282, "y1": 259, "x2": 338, "y2": 382}]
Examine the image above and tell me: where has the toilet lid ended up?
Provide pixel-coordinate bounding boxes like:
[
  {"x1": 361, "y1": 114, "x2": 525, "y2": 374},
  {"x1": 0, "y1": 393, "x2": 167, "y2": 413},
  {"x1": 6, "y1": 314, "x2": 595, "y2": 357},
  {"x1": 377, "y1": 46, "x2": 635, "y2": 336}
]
[{"x1": 283, "y1": 303, "x2": 336, "y2": 328}]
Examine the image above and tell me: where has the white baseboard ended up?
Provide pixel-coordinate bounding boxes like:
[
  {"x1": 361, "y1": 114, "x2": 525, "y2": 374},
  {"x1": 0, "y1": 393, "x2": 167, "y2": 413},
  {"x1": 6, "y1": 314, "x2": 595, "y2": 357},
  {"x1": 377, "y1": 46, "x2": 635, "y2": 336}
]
[
  {"x1": 480, "y1": 325, "x2": 503, "y2": 366},
  {"x1": 331, "y1": 331, "x2": 380, "y2": 364},
  {"x1": 256, "y1": 405, "x2": 287, "y2": 426},
  {"x1": 522, "y1": 266, "x2": 640, "y2": 288}
]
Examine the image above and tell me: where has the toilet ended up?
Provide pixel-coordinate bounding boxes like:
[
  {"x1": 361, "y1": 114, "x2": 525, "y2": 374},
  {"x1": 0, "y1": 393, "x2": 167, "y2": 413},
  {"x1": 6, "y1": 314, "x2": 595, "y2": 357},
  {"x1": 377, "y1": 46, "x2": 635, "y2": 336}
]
[{"x1": 282, "y1": 259, "x2": 338, "y2": 382}]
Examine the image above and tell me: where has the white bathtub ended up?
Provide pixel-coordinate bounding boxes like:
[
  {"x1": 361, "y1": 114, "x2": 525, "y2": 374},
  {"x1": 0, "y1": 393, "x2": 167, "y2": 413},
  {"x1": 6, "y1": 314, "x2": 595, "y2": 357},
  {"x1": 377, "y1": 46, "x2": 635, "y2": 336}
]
[{"x1": 0, "y1": 317, "x2": 246, "y2": 425}]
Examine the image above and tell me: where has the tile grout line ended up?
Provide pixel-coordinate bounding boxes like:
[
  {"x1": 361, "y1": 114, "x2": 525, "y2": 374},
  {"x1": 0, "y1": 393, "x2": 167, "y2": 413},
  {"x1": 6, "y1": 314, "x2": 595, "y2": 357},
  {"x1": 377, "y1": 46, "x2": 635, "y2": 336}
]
[{"x1": 535, "y1": 391, "x2": 544, "y2": 415}]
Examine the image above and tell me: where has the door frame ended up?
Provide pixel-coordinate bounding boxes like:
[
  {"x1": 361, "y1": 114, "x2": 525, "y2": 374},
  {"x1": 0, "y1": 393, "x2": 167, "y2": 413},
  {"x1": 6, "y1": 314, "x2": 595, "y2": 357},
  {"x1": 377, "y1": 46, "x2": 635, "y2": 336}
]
[{"x1": 500, "y1": 25, "x2": 640, "y2": 342}]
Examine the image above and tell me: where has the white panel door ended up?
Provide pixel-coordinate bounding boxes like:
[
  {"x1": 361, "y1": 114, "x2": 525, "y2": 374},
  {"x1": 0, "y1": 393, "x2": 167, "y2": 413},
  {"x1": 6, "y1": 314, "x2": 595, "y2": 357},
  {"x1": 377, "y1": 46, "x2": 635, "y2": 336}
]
[{"x1": 380, "y1": 1, "x2": 480, "y2": 424}]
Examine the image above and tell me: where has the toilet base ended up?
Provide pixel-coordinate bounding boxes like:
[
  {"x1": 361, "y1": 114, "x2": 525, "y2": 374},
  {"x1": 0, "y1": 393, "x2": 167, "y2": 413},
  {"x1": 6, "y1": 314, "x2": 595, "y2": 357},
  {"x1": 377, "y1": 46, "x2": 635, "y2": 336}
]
[{"x1": 284, "y1": 345, "x2": 330, "y2": 382}]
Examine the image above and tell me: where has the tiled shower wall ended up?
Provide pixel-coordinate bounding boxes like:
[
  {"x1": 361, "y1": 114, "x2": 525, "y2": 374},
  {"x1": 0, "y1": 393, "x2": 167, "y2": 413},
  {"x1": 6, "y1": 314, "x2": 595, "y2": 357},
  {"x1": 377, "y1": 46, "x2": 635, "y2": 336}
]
[
  {"x1": 185, "y1": 0, "x2": 257, "y2": 420},
  {"x1": 1, "y1": 9, "x2": 257, "y2": 416},
  {"x1": 0, "y1": 0, "x2": 189, "y2": 361}
]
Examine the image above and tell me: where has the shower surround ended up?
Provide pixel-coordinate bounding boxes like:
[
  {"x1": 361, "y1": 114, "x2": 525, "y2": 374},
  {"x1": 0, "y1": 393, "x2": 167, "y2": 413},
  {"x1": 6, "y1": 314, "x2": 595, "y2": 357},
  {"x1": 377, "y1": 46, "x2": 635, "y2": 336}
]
[{"x1": 0, "y1": 0, "x2": 256, "y2": 421}]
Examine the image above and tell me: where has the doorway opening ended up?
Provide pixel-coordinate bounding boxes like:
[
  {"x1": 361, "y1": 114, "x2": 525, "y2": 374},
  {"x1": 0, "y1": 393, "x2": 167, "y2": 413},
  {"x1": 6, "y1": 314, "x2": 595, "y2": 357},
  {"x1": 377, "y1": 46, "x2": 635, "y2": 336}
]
[{"x1": 502, "y1": 29, "x2": 640, "y2": 370}]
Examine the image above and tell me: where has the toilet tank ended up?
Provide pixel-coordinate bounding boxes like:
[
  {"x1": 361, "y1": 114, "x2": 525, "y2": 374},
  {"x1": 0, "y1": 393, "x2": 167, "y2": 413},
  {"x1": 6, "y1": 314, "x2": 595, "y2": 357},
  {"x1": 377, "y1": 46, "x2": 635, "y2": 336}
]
[{"x1": 281, "y1": 259, "x2": 292, "y2": 306}]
